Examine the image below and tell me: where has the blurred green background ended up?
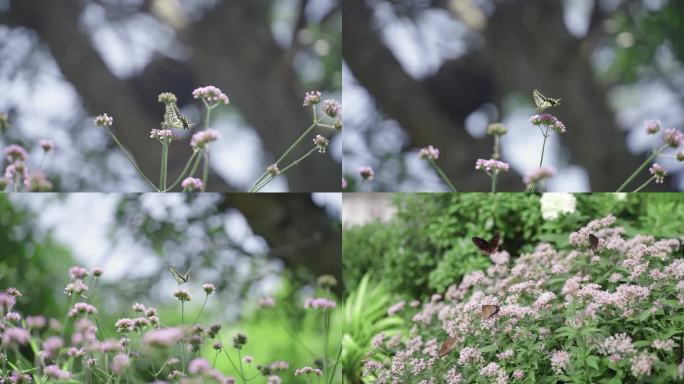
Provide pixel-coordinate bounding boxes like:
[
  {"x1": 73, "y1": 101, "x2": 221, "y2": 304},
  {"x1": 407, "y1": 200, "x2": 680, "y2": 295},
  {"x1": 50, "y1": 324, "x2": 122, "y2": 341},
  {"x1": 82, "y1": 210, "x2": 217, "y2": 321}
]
[{"x1": 0, "y1": 193, "x2": 342, "y2": 382}]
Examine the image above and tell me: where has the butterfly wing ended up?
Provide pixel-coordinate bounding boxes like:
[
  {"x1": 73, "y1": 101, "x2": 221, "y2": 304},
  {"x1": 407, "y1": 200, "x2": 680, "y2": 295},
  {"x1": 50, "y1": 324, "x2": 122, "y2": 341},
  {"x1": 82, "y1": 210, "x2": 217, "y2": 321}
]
[
  {"x1": 171, "y1": 103, "x2": 193, "y2": 130},
  {"x1": 588, "y1": 234, "x2": 599, "y2": 252},
  {"x1": 169, "y1": 267, "x2": 183, "y2": 284},
  {"x1": 481, "y1": 304, "x2": 500, "y2": 320},
  {"x1": 472, "y1": 236, "x2": 493, "y2": 255},
  {"x1": 490, "y1": 231, "x2": 501, "y2": 253},
  {"x1": 181, "y1": 267, "x2": 191, "y2": 283},
  {"x1": 533, "y1": 89, "x2": 561, "y2": 112},
  {"x1": 438, "y1": 336, "x2": 458, "y2": 358}
]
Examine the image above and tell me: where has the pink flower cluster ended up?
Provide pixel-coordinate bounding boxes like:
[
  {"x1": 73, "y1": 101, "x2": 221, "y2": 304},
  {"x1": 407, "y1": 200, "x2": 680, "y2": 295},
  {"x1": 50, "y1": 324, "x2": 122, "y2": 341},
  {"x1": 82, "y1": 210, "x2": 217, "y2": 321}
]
[
  {"x1": 181, "y1": 177, "x2": 204, "y2": 191},
  {"x1": 192, "y1": 85, "x2": 230, "y2": 105},
  {"x1": 419, "y1": 145, "x2": 440, "y2": 161},
  {"x1": 530, "y1": 113, "x2": 566, "y2": 133},
  {"x1": 190, "y1": 129, "x2": 220, "y2": 151},
  {"x1": 475, "y1": 158, "x2": 510, "y2": 173},
  {"x1": 523, "y1": 166, "x2": 555, "y2": 185},
  {"x1": 304, "y1": 297, "x2": 337, "y2": 310}
]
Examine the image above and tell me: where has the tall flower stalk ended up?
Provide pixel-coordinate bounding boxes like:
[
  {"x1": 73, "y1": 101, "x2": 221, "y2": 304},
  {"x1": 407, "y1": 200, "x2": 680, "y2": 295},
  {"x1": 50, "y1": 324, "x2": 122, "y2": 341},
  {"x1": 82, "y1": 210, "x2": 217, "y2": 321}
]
[
  {"x1": 528, "y1": 114, "x2": 565, "y2": 192},
  {"x1": 248, "y1": 91, "x2": 341, "y2": 192},
  {"x1": 616, "y1": 121, "x2": 682, "y2": 191}
]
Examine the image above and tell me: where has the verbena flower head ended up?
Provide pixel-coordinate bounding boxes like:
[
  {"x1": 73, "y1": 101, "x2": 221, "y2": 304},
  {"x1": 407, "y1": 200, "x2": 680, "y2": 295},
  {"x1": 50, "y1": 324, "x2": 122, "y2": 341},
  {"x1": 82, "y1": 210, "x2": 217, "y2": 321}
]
[
  {"x1": 419, "y1": 145, "x2": 440, "y2": 161},
  {"x1": 4, "y1": 144, "x2": 28, "y2": 162},
  {"x1": 523, "y1": 166, "x2": 555, "y2": 185},
  {"x1": 358, "y1": 166, "x2": 374, "y2": 181},
  {"x1": 94, "y1": 113, "x2": 113, "y2": 127},
  {"x1": 92, "y1": 267, "x2": 104, "y2": 277},
  {"x1": 677, "y1": 152, "x2": 684, "y2": 161},
  {"x1": 304, "y1": 297, "x2": 336, "y2": 310},
  {"x1": 28, "y1": 171, "x2": 53, "y2": 192},
  {"x1": 232, "y1": 332, "x2": 247, "y2": 349},
  {"x1": 313, "y1": 135, "x2": 330, "y2": 153},
  {"x1": 303, "y1": 91, "x2": 322, "y2": 106},
  {"x1": 631, "y1": 352, "x2": 657, "y2": 377},
  {"x1": 550, "y1": 350, "x2": 570, "y2": 374},
  {"x1": 0, "y1": 292, "x2": 16, "y2": 311},
  {"x1": 111, "y1": 353, "x2": 130, "y2": 375},
  {"x1": 259, "y1": 296, "x2": 276, "y2": 308},
  {"x1": 645, "y1": 120, "x2": 661, "y2": 135},
  {"x1": 190, "y1": 129, "x2": 220, "y2": 151},
  {"x1": 115, "y1": 318, "x2": 135, "y2": 333},
  {"x1": 475, "y1": 158, "x2": 510, "y2": 174},
  {"x1": 294, "y1": 367, "x2": 323, "y2": 376},
  {"x1": 663, "y1": 128, "x2": 683, "y2": 148},
  {"x1": 44, "y1": 365, "x2": 71, "y2": 380},
  {"x1": 202, "y1": 283, "x2": 215, "y2": 295},
  {"x1": 6, "y1": 287, "x2": 22, "y2": 297},
  {"x1": 192, "y1": 86, "x2": 229, "y2": 105},
  {"x1": 649, "y1": 163, "x2": 667, "y2": 184},
  {"x1": 150, "y1": 129, "x2": 175, "y2": 142},
  {"x1": 68, "y1": 302, "x2": 97, "y2": 317},
  {"x1": 333, "y1": 116, "x2": 342, "y2": 131},
  {"x1": 143, "y1": 327, "x2": 184, "y2": 348},
  {"x1": 40, "y1": 139, "x2": 55, "y2": 153},
  {"x1": 266, "y1": 164, "x2": 280, "y2": 177},
  {"x1": 530, "y1": 113, "x2": 566, "y2": 133},
  {"x1": 317, "y1": 274, "x2": 338, "y2": 289},
  {"x1": 181, "y1": 177, "x2": 204, "y2": 191},
  {"x1": 173, "y1": 288, "x2": 192, "y2": 302},
  {"x1": 158, "y1": 92, "x2": 177, "y2": 104},
  {"x1": 341, "y1": 177, "x2": 348, "y2": 189},
  {"x1": 323, "y1": 99, "x2": 341, "y2": 118},
  {"x1": 2, "y1": 327, "x2": 30, "y2": 346},
  {"x1": 486, "y1": 122, "x2": 508, "y2": 136},
  {"x1": 69, "y1": 266, "x2": 89, "y2": 280}
]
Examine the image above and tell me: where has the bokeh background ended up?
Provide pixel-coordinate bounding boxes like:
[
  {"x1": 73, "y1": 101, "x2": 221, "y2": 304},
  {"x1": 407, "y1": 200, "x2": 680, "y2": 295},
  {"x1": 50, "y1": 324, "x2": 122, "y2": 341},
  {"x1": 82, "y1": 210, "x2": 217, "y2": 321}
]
[
  {"x1": 0, "y1": 192, "x2": 342, "y2": 381},
  {"x1": 0, "y1": 0, "x2": 341, "y2": 192},
  {"x1": 343, "y1": 0, "x2": 684, "y2": 191}
]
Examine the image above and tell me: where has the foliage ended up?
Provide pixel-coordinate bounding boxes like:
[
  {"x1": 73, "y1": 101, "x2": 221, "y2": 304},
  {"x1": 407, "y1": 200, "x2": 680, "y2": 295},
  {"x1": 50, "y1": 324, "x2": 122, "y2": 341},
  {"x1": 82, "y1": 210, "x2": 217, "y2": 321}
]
[
  {"x1": 341, "y1": 275, "x2": 404, "y2": 383},
  {"x1": 343, "y1": 193, "x2": 684, "y2": 298},
  {"x1": 361, "y1": 215, "x2": 684, "y2": 383}
]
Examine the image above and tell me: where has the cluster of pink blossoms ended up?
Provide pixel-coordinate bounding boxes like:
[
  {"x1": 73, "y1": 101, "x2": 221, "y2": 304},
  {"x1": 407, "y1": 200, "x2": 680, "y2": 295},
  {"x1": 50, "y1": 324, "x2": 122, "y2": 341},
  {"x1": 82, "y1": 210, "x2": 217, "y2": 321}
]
[
  {"x1": 1, "y1": 141, "x2": 54, "y2": 191},
  {"x1": 192, "y1": 85, "x2": 230, "y2": 105},
  {"x1": 475, "y1": 158, "x2": 510, "y2": 173}
]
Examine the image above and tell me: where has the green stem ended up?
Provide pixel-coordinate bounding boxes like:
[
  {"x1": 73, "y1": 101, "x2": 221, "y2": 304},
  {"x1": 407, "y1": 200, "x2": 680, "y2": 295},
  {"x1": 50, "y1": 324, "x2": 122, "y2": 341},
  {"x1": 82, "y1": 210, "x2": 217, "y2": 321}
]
[
  {"x1": 616, "y1": 145, "x2": 666, "y2": 192},
  {"x1": 253, "y1": 147, "x2": 319, "y2": 192},
  {"x1": 250, "y1": 174, "x2": 274, "y2": 193},
  {"x1": 275, "y1": 117, "x2": 324, "y2": 165},
  {"x1": 632, "y1": 175, "x2": 656, "y2": 192},
  {"x1": 188, "y1": 150, "x2": 203, "y2": 178},
  {"x1": 491, "y1": 172, "x2": 497, "y2": 193},
  {"x1": 201, "y1": 149, "x2": 210, "y2": 191},
  {"x1": 160, "y1": 140, "x2": 169, "y2": 190},
  {"x1": 192, "y1": 295, "x2": 209, "y2": 325},
  {"x1": 538, "y1": 129, "x2": 549, "y2": 168},
  {"x1": 238, "y1": 349, "x2": 246, "y2": 382},
  {"x1": 180, "y1": 301, "x2": 185, "y2": 374},
  {"x1": 104, "y1": 126, "x2": 159, "y2": 191},
  {"x1": 247, "y1": 171, "x2": 270, "y2": 192},
  {"x1": 492, "y1": 135, "x2": 501, "y2": 160},
  {"x1": 217, "y1": 335, "x2": 242, "y2": 377},
  {"x1": 163, "y1": 151, "x2": 199, "y2": 192},
  {"x1": 428, "y1": 158, "x2": 457, "y2": 192},
  {"x1": 323, "y1": 310, "x2": 330, "y2": 382}
]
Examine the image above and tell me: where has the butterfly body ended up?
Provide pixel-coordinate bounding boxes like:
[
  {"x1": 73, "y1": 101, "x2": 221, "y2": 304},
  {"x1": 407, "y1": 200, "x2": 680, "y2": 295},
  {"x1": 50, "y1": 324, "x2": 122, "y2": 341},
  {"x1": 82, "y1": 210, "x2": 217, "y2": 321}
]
[
  {"x1": 588, "y1": 234, "x2": 599, "y2": 252},
  {"x1": 532, "y1": 89, "x2": 561, "y2": 112},
  {"x1": 169, "y1": 267, "x2": 191, "y2": 284},
  {"x1": 472, "y1": 231, "x2": 501, "y2": 256},
  {"x1": 162, "y1": 102, "x2": 194, "y2": 130}
]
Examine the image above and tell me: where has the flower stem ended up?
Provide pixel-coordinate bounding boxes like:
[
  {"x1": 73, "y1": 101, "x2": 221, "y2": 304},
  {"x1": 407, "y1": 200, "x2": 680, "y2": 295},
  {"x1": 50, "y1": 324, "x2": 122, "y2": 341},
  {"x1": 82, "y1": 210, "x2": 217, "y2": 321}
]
[
  {"x1": 538, "y1": 128, "x2": 549, "y2": 168},
  {"x1": 180, "y1": 301, "x2": 185, "y2": 374},
  {"x1": 201, "y1": 149, "x2": 210, "y2": 191},
  {"x1": 491, "y1": 172, "x2": 497, "y2": 193},
  {"x1": 632, "y1": 175, "x2": 656, "y2": 192},
  {"x1": 428, "y1": 158, "x2": 457, "y2": 192},
  {"x1": 163, "y1": 151, "x2": 199, "y2": 192},
  {"x1": 323, "y1": 310, "x2": 330, "y2": 382},
  {"x1": 104, "y1": 126, "x2": 159, "y2": 191},
  {"x1": 160, "y1": 140, "x2": 169, "y2": 191},
  {"x1": 192, "y1": 295, "x2": 209, "y2": 325},
  {"x1": 616, "y1": 145, "x2": 666, "y2": 192},
  {"x1": 252, "y1": 146, "x2": 319, "y2": 192}
]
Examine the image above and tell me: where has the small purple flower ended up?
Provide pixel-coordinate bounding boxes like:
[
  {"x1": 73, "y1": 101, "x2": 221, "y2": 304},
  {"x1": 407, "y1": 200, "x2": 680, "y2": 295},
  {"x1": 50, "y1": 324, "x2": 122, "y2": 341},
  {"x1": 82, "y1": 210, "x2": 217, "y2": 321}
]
[
  {"x1": 40, "y1": 139, "x2": 55, "y2": 153},
  {"x1": 5, "y1": 312, "x2": 21, "y2": 323},
  {"x1": 92, "y1": 267, "x2": 104, "y2": 277},
  {"x1": 192, "y1": 86, "x2": 230, "y2": 105},
  {"x1": 649, "y1": 163, "x2": 667, "y2": 184},
  {"x1": 94, "y1": 113, "x2": 113, "y2": 127},
  {"x1": 313, "y1": 135, "x2": 329, "y2": 153},
  {"x1": 115, "y1": 318, "x2": 135, "y2": 333},
  {"x1": 341, "y1": 177, "x2": 348, "y2": 189},
  {"x1": 202, "y1": 283, "x2": 215, "y2": 295},
  {"x1": 150, "y1": 129, "x2": 175, "y2": 141},
  {"x1": 44, "y1": 365, "x2": 71, "y2": 380},
  {"x1": 530, "y1": 113, "x2": 566, "y2": 133},
  {"x1": 266, "y1": 164, "x2": 280, "y2": 177},
  {"x1": 181, "y1": 177, "x2": 204, "y2": 191},
  {"x1": 173, "y1": 288, "x2": 192, "y2": 302},
  {"x1": 322, "y1": 99, "x2": 341, "y2": 118},
  {"x1": 475, "y1": 158, "x2": 510, "y2": 174},
  {"x1": 645, "y1": 120, "x2": 660, "y2": 135},
  {"x1": 69, "y1": 266, "x2": 89, "y2": 280},
  {"x1": 303, "y1": 91, "x2": 322, "y2": 106},
  {"x1": 419, "y1": 145, "x2": 440, "y2": 161},
  {"x1": 294, "y1": 367, "x2": 323, "y2": 376},
  {"x1": 190, "y1": 129, "x2": 220, "y2": 151},
  {"x1": 111, "y1": 353, "x2": 130, "y2": 374},
  {"x1": 2, "y1": 327, "x2": 30, "y2": 346},
  {"x1": 188, "y1": 358, "x2": 212, "y2": 374},
  {"x1": 143, "y1": 327, "x2": 184, "y2": 348},
  {"x1": 523, "y1": 166, "x2": 555, "y2": 185},
  {"x1": 68, "y1": 303, "x2": 97, "y2": 317},
  {"x1": 0, "y1": 292, "x2": 16, "y2": 311},
  {"x1": 4, "y1": 144, "x2": 28, "y2": 162},
  {"x1": 358, "y1": 166, "x2": 374, "y2": 181},
  {"x1": 304, "y1": 297, "x2": 337, "y2": 310},
  {"x1": 243, "y1": 355, "x2": 253, "y2": 364},
  {"x1": 663, "y1": 128, "x2": 683, "y2": 148},
  {"x1": 550, "y1": 350, "x2": 570, "y2": 374}
]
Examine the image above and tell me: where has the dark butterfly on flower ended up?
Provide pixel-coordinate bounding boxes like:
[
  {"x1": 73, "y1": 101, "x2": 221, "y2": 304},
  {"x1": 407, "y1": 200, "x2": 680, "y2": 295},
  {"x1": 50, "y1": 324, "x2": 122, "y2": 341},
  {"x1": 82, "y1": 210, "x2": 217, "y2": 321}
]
[
  {"x1": 588, "y1": 234, "x2": 599, "y2": 252},
  {"x1": 162, "y1": 102, "x2": 194, "y2": 130},
  {"x1": 169, "y1": 266, "x2": 191, "y2": 284},
  {"x1": 532, "y1": 89, "x2": 562, "y2": 112},
  {"x1": 481, "y1": 304, "x2": 500, "y2": 319},
  {"x1": 472, "y1": 231, "x2": 501, "y2": 256}
]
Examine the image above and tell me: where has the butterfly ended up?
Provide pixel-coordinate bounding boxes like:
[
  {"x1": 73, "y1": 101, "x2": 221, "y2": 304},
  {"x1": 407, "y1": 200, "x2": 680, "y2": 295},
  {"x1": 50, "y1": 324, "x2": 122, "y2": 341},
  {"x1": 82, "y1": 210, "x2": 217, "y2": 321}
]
[
  {"x1": 472, "y1": 231, "x2": 501, "y2": 256},
  {"x1": 532, "y1": 89, "x2": 562, "y2": 112},
  {"x1": 588, "y1": 234, "x2": 599, "y2": 252},
  {"x1": 169, "y1": 267, "x2": 191, "y2": 284},
  {"x1": 437, "y1": 304, "x2": 501, "y2": 358},
  {"x1": 162, "y1": 102, "x2": 194, "y2": 130}
]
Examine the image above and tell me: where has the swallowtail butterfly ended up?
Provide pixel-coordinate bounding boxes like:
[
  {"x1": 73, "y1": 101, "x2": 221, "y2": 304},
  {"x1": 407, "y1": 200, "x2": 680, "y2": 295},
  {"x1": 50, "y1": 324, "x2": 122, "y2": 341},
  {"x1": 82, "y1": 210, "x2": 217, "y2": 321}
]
[
  {"x1": 162, "y1": 102, "x2": 194, "y2": 130},
  {"x1": 169, "y1": 266, "x2": 191, "y2": 284},
  {"x1": 532, "y1": 89, "x2": 562, "y2": 112}
]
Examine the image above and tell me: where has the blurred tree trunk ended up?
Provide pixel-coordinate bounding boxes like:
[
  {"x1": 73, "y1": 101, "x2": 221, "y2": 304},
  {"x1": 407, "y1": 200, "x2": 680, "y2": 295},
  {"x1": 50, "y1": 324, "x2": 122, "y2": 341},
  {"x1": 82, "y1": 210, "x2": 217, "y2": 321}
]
[
  {"x1": 221, "y1": 194, "x2": 343, "y2": 293},
  {"x1": 8, "y1": 0, "x2": 339, "y2": 191}
]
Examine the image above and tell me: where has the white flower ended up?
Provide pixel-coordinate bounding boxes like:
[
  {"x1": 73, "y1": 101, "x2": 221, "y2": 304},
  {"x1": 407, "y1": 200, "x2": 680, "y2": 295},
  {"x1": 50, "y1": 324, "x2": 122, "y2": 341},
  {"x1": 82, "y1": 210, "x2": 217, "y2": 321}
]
[
  {"x1": 540, "y1": 193, "x2": 576, "y2": 220},
  {"x1": 613, "y1": 193, "x2": 628, "y2": 201}
]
